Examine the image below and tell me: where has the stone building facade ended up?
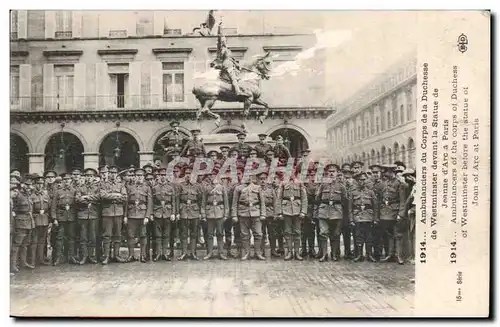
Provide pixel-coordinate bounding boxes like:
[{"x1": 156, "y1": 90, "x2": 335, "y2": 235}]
[
  {"x1": 10, "y1": 10, "x2": 332, "y2": 175},
  {"x1": 325, "y1": 52, "x2": 417, "y2": 169}
]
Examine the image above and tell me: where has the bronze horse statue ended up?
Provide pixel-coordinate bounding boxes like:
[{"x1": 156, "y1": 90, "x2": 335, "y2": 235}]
[{"x1": 192, "y1": 52, "x2": 273, "y2": 132}]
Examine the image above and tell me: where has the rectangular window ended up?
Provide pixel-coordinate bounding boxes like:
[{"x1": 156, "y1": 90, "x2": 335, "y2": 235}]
[
  {"x1": 10, "y1": 11, "x2": 18, "y2": 40},
  {"x1": 376, "y1": 116, "x2": 380, "y2": 134},
  {"x1": 162, "y1": 62, "x2": 185, "y2": 103},
  {"x1": 54, "y1": 65, "x2": 74, "y2": 109},
  {"x1": 10, "y1": 66, "x2": 20, "y2": 106},
  {"x1": 55, "y1": 11, "x2": 73, "y2": 38}
]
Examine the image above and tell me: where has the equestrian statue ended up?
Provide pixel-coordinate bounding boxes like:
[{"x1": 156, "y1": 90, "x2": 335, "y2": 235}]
[{"x1": 192, "y1": 21, "x2": 273, "y2": 132}]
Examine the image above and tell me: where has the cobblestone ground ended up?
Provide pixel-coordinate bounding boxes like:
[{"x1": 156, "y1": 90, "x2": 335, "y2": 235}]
[{"x1": 10, "y1": 248, "x2": 415, "y2": 317}]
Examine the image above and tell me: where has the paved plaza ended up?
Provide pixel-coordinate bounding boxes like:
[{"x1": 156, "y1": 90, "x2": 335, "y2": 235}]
[{"x1": 10, "y1": 249, "x2": 414, "y2": 317}]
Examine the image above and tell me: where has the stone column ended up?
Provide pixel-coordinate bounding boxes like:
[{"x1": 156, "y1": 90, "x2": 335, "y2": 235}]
[
  {"x1": 139, "y1": 151, "x2": 154, "y2": 168},
  {"x1": 28, "y1": 153, "x2": 45, "y2": 175},
  {"x1": 83, "y1": 152, "x2": 100, "y2": 170}
]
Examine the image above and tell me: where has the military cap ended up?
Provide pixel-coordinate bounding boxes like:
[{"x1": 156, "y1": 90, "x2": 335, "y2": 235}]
[
  {"x1": 155, "y1": 167, "x2": 166, "y2": 174},
  {"x1": 154, "y1": 160, "x2": 162, "y2": 168},
  {"x1": 402, "y1": 168, "x2": 416, "y2": 176},
  {"x1": 108, "y1": 166, "x2": 119, "y2": 173},
  {"x1": 219, "y1": 146, "x2": 230, "y2": 151},
  {"x1": 170, "y1": 121, "x2": 180, "y2": 128},
  {"x1": 145, "y1": 173, "x2": 155, "y2": 180},
  {"x1": 230, "y1": 148, "x2": 239, "y2": 154},
  {"x1": 342, "y1": 167, "x2": 352, "y2": 173},
  {"x1": 351, "y1": 161, "x2": 364, "y2": 168},
  {"x1": 24, "y1": 174, "x2": 36, "y2": 184},
  {"x1": 99, "y1": 165, "x2": 109, "y2": 173},
  {"x1": 343, "y1": 169, "x2": 353, "y2": 177},
  {"x1": 236, "y1": 132, "x2": 247, "y2": 138},
  {"x1": 275, "y1": 135, "x2": 284, "y2": 140},
  {"x1": 266, "y1": 149, "x2": 275, "y2": 155},
  {"x1": 258, "y1": 133, "x2": 267, "y2": 138},
  {"x1": 190, "y1": 129, "x2": 201, "y2": 135},
  {"x1": 394, "y1": 161, "x2": 406, "y2": 172},
  {"x1": 381, "y1": 163, "x2": 398, "y2": 171},
  {"x1": 10, "y1": 175, "x2": 20, "y2": 183},
  {"x1": 43, "y1": 170, "x2": 57, "y2": 178},
  {"x1": 207, "y1": 150, "x2": 218, "y2": 156},
  {"x1": 249, "y1": 148, "x2": 258, "y2": 154},
  {"x1": 257, "y1": 171, "x2": 269, "y2": 178},
  {"x1": 326, "y1": 163, "x2": 340, "y2": 171},
  {"x1": 10, "y1": 169, "x2": 21, "y2": 176},
  {"x1": 61, "y1": 173, "x2": 72, "y2": 179},
  {"x1": 354, "y1": 172, "x2": 368, "y2": 180},
  {"x1": 84, "y1": 168, "x2": 98, "y2": 176},
  {"x1": 143, "y1": 162, "x2": 154, "y2": 170},
  {"x1": 135, "y1": 168, "x2": 145, "y2": 175},
  {"x1": 10, "y1": 170, "x2": 21, "y2": 179},
  {"x1": 34, "y1": 175, "x2": 45, "y2": 184},
  {"x1": 55, "y1": 176, "x2": 62, "y2": 182},
  {"x1": 341, "y1": 163, "x2": 351, "y2": 170},
  {"x1": 71, "y1": 169, "x2": 82, "y2": 175},
  {"x1": 368, "y1": 163, "x2": 382, "y2": 170}
]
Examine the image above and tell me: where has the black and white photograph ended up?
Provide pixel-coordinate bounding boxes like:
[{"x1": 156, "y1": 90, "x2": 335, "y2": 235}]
[{"x1": 8, "y1": 9, "x2": 490, "y2": 317}]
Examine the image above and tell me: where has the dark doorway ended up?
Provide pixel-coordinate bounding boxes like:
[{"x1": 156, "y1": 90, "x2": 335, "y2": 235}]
[
  {"x1": 44, "y1": 132, "x2": 84, "y2": 174},
  {"x1": 10, "y1": 134, "x2": 29, "y2": 176},
  {"x1": 99, "y1": 131, "x2": 140, "y2": 171},
  {"x1": 117, "y1": 74, "x2": 126, "y2": 108},
  {"x1": 269, "y1": 128, "x2": 308, "y2": 158}
]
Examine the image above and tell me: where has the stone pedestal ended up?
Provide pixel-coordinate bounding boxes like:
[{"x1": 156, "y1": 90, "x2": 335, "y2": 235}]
[
  {"x1": 27, "y1": 153, "x2": 45, "y2": 175},
  {"x1": 83, "y1": 152, "x2": 100, "y2": 170}
]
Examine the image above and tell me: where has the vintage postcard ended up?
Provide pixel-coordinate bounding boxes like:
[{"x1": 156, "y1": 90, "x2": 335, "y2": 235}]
[{"x1": 8, "y1": 9, "x2": 490, "y2": 317}]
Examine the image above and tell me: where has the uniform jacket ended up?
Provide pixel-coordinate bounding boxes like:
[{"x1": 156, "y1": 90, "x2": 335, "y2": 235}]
[
  {"x1": 159, "y1": 130, "x2": 187, "y2": 148},
  {"x1": 203, "y1": 183, "x2": 229, "y2": 219},
  {"x1": 12, "y1": 189, "x2": 35, "y2": 229},
  {"x1": 232, "y1": 183, "x2": 265, "y2": 219},
  {"x1": 314, "y1": 181, "x2": 347, "y2": 220},
  {"x1": 273, "y1": 144, "x2": 291, "y2": 159},
  {"x1": 405, "y1": 183, "x2": 416, "y2": 217},
  {"x1": 152, "y1": 181, "x2": 178, "y2": 218},
  {"x1": 180, "y1": 139, "x2": 206, "y2": 157},
  {"x1": 30, "y1": 189, "x2": 51, "y2": 226},
  {"x1": 378, "y1": 178, "x2": 406, "y2": 220},
  {"x1": 75, "y1": 183, "x2": 101, "y2": 220},
  {"x1": 125, "y1": 182, "x2": 153, "y2": 219},
  {"x1": 178, "y1": 182, "x2": 204, "y2": 219},
  {"x1": 100, "y1": 180, "x2": 127, "y2": 217},
  {"x1": 276, "y1": 181, "x2": 307, "y2": 217},
  {"x1": 254, "y1": 143, "x2": 273, "y2": 158},
  {"x1": 260, "y1": 184, "x2": 277, "y2": 218},
  {"x1": 51, "y1": 185, "x2": 76, "y2": 222},
  {"x1": 304, "y1": 182, "x2": 318, "y2": 217},
  {"x1": 230, "y1": 143, "x2": 253, "y2": 158},
  {"x1": 348, "y1": 186, "x2": 379, "y2": 223}
]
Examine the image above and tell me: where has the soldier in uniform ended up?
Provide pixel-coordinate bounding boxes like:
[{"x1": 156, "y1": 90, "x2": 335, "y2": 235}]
[
  {"x1": 168, "y1": 163, "x2": 183, "y2": 258},
  {"x1": 157, "y1": 121, "x2": 188, "y2": 158},
  {"x1": 202, "y1": 170, "x2": 229, "y2": 260},
  {"x1": 349, "y1": 172, "x2": 379, "y2": 262},
  {"x1": 314, "y1": 164, "x2": 348, "y2": 262},
  {"x1": 74, "y1": 168, "x2": 100, "y2": 264},
  {"x1": 254, "y1": 133, "x2": 273, "y2": 158},
  {"x1": 207, "y1": 150, "x2": 219, "y2": 166},
  {"x1": 219, "y1": 146, "x2": 230, "y2": 163},
  {"x1": 99, "y1": 166, "x2": 127, "y2": 264},
  {"x1": 302, "y1": 168, "x2": 318, "y2": 258},
  {"x1": 29, "y1": 175, "x2": 51, "y2": 266},
  {"x1": 351, "y1": 161, "x2": 364, "y2": 176},
  {"x1": 377, "y1": 164, "x2": 406, "y2": 264},
  {"x1": 403, "y1": 169, "x2": 416, "y2": 264},
  {"x1": 177, "y1": 168, "x2": 205, "y2": 260},
  {"x1": 51, "y1": 173, "x2": 77, "y2": 265},
  {"x1": 232, "y1": 173, "x2": 266, "y2": 260},
  {"x1": 276, "y1": 172, "x2": 308, "y2": 261},
  {"x1": 44, "y1": 170, "x2": 58, "y2": 262},
  {"x1": 181, "y1": 129, "x2": 207, "y2": 157},
  {"x1": 144, "y1": 168, "x2": 156, "y2": 261},
  {"x1": 11, "y1": 176, "x2": 35, "y2": 272},
  {"x1": 230, "y1": 132, "x2": 253, "y2": 159},
  {"x1": 124, "y1": 168, "x2": 153, "y2": 262},
  {"x1": 273, "y1": 135, "x2": 291, "y2": 162},
  {"x1": 151, "y1": 167, "x2": 178, "y2": 261},
  {"x1": 258, "y1": 171, "x2": 278, "y2": 257},
  {"x1": 264, "y1": 149, "x2": 276, "y2": 167},
  {"x1": 340, "y1": 166, "x2": 355, "y2": 260},
  {"x1": 248, "y1": 148, "x2": 258, "y2": 160}
]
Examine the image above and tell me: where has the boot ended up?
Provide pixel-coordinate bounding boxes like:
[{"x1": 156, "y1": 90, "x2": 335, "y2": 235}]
[
  {"x1": 300, "y1": 237, "x2": 308, "y2": 257},
  {"x1": 28, "y1": 244, "x2": 37, "y2": 267},
  {"x1": 153, "y1": 241, "x2": 162, "y2": 262},
  {"x1": 367, "y1": 247, "x2": 377, "y2": 262},
  {"x1": 101, "y1": 243, "x2": 111, "y2": 265},
  {"x1": 254, "y1": 238, "x2": 266, "y2": 260},
  {"x1": 308, "y1": 235, "x2": 317, "y2": 258},
  {"x1": 380, "y1": 238, "x2": 395, "y2": 262},
  {"x1": 277, "y1": 237, "x2": 285, "y2": 255},
  {"x1": 203, "y1": 237, "x2": 214, "y2": 260},
  {"x1": 126, "y1": 244, "x2": 136, "y2": 262},
  {"x1": 331, "y1": 239, "x2": 340, "y2": 261},
  {"x1": 217, "y1": 237, "x2": 227, "y2": 260},
  {"x1": 240, "y1": 239, "x2": 250, "y2": 261},
  {"x1": 52, "y1": 246, "x2": 62, "y2": 266},
  {"x1": 294, "y1": 242, "x2": 303, "y2": 261},
  {"x1": 114, "y1": 243, "x2": 126, "y2": 263},
  {"x1": 396, "y1": 239, "x2": 405, "y2": 265},
  {"x1": 178, "y1": 238, "x2": 188, "y2": 260},
  {"x1": 189, "y1": 238, "x2": 199, "y2": 260},
  {"x1": 20, "y1": 246, "x2": 35, "y2": 269},
  {"x1": 68, "y1": 243, "x2": 78, "y2": 264},
  {"x1": 79, "y1": 245, "x2": 88, "y2": 265},
  {"x1": 37, "y1": 244, "x2": 50, "y2": 265},
  {"x1": 162, "y1": 242, "x2": 171, "y2": 261},
  {"x1": 10, "y1": 246, "x2": 20, "y2": 273},
  {"x1": 140, "y1": 240, "x2": 147, "y2": 262},
  {"x1": 319, "y1": 240, "x2": 328, "y2": 262},
  {"x1": 88, "y1": 247, "x2": 98, "y2": 264},
  {"x1": 353, "y1": 245, "x2": 364, "y2": 262},
  {"x1": 284, "y1": 237, "x2": 293, "y2": 261}
]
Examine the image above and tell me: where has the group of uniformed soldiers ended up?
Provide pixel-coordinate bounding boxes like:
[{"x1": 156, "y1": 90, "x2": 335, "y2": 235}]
[{"x1": 10, "y1": 125, "x2": 417, "y2": 274}]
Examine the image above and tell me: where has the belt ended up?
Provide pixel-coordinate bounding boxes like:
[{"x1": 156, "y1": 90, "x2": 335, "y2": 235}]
[
  {"x1": 208, "y1": 201, "x2": 223, "y2": 206},
  {"x1": 382, "y1": 200, "x2": 396, "y2": 206},
  {"x1": 322, "y1": 200, "x2": 341, "y2": 205},
  {"x1": 182, "y1": 200, "x2": 195, "y2": 205},
  {"x1": 57, "y1": 204, "x2": 72, "y2": 210},
  {"x1": 284, "y1": 196, "x2": 298, "y2": 201},
  {"x1": 128, "y1": 201, "x2": 145, "y2": 206},
  {"x1": 239, "y1": 201, "x2": 259, "y2": 206},
  {"x1": 156, "y1": 201, "x2": 172, "y2": 206},
  {"x1": 356, "y1": 204, "x2": 372, "y2": 210},
  {"x1": 15, "y1": 210, "x2": 31, "y2": 214}
]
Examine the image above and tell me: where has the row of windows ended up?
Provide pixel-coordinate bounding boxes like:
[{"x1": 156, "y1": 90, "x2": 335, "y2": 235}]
[
  {"x1": 10, "y1": 62, "x2": 186, "y2": 108},
  {"x1": 327, "y1": 87, "x2": 416, "y2": 149}
]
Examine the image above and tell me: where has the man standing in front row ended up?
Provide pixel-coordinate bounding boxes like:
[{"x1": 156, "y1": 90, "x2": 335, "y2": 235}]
[{"x1": 124, "y1": 168, "x2": 153, "y2": 263}]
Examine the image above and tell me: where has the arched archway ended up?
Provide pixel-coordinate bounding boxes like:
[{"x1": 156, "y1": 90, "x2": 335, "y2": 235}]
[
  {"x1": 362, "y1": 152, "x2": 366, "y2": 166},
  {"x1": 381, "y1": 146, "x2": 387, "y2": 164},
  {"x1": 99, "y1": 131, "x2": 140, "y2": 171},
  {"x1": 10, "y1": 133, "x2": 29, "y2": 176},
  {"x1": 408, "y1": 137, "x2": 416, "y2": 168},
  {"x1": 44, "y1": 132, "x2": 84, "y2": 174},
  {"x1": 269, "y1": 128, "x2": 308, "y2": 158},
  {"x1": 393, "y1": 142, "x2": 400, "y2": 161},
  {"x1": 153, "y1": 129, "x2": 190, "y2": 165},
  {"x1": 376, "y1": 151, "x2": 381, "y2": 164}
]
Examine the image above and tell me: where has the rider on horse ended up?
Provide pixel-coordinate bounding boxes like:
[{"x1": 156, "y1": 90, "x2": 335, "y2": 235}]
[{"x1": 211, "y1": 22, "x2": 245, "y2": 96}]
